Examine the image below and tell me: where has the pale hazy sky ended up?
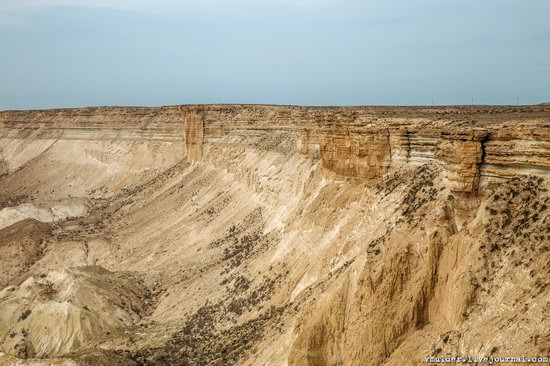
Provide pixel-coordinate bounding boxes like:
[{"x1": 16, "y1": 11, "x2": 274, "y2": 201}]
[{"x1": 1, "y1": 0, "x2": 549, "y2": 109}]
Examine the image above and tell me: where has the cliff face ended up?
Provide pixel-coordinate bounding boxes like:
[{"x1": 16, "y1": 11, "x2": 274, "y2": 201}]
[
  {"x1": 0, "y1": 105, "x2": 549, "y2": 366},
  {"x1": 175, "y1": 104, "x2": 550, "y2": 193},
  {"x1": 2, "y1": 105, "x2": 548, "y2": 194}
]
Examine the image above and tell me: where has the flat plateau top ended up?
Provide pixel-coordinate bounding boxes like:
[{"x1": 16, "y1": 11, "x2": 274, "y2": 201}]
[
  {"x1": 1, "y1": 105, "x2": 549, "y2": 134},
  {"x1": 1, "y1": 104, "x2": 550, "y2": 118}
]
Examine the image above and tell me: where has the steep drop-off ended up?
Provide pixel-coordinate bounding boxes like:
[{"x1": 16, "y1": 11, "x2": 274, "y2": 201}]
[{"x1": 0, "y1": 105, "x2": 549, "y2": 365}]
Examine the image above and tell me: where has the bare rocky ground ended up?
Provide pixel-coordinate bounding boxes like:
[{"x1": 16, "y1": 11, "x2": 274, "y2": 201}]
[{"x1": 0, "y1": 106, "x2": 548, "y2": 365}]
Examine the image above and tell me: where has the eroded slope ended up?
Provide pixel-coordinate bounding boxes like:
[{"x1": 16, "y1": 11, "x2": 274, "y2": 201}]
[{"x1": 0, "y1": 105, "x2": 548, "y2": 365}]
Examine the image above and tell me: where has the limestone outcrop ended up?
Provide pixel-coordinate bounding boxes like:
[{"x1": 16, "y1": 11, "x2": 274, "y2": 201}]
[
  {"x1": 2, "y1": 105, "x2": 548, "y2": 195},
  {"x1": 0, "y1": 105, "x2": 549, "y2": 366},
  {"x1": 178, "y1": 105, "x2": 550, "y2": 193}
]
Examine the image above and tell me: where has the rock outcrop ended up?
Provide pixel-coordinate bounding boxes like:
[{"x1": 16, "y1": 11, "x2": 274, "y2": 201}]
[
  {"x1": 2, "y1": 105, "x2": 549, "y2": 195},
  {"x1": 176, "y1": 105, "x2": 550, "y2": 193},
  {"x1": 0, "y1": 104, "x2": 549, "y2": 366}
]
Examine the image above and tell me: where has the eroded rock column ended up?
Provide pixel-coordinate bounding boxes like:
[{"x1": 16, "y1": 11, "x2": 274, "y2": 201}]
[
  {"x1": 436, "y1": 134, "x2": 486, "y2": 193},
  {"x1": 183, "y1": 107, "x2": 204, "y2": 163}
]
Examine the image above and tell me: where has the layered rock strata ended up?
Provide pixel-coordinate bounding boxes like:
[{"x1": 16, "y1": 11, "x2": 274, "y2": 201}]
[
  {"x1": 0, "y1": 104, "x2": 549, "y2": 365},
  {"x1": 1, "y1": 105, "x2": 549, "y2": 193}
]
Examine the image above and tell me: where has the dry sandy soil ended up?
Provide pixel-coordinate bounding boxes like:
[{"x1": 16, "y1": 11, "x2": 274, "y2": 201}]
[{"x1": 0, "y1": 105, "x2": 549, "y2": 365}]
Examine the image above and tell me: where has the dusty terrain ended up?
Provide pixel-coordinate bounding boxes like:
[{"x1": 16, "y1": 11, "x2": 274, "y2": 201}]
[{"x1": 0, "y1": 105, "x2": 549, "y2": 365}]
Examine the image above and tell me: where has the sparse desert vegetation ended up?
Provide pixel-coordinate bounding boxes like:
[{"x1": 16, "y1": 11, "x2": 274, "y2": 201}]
[{"x1": 0, "y1": 105, "x2": 549, "y2": 365}]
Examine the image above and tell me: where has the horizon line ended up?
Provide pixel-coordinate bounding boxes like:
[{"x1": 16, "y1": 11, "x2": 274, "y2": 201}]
[{"x1": 2, "y1": 102, "x2": 549, "y2": 113}]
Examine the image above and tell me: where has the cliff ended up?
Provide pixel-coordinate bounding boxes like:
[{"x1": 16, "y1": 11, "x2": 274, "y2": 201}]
[
  {"x1": 0, "y1": 105, "x2": 549, "y2": 366},
  {"x1": 2, "y1": 104, "x2": 549, "y2": 193}
]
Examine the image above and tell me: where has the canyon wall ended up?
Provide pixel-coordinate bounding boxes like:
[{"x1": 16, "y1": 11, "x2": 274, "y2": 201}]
[
  {"x1": 2, "y1": 104, "x2": 549, "y2": 193},
  {"x1": 181, "y1": 105, "x2": 550, "y2": 193},
  {"x1": 0, "y1": 105, "x2": 549, "y2": 365}
]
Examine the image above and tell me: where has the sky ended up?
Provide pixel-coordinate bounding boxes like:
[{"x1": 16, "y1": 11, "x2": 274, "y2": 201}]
[{"x1": 1, "y1": 0, "x2": 549, "y2": 109}]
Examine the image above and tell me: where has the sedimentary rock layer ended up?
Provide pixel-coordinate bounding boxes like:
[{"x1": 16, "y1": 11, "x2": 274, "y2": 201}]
[
  {"x1": 0, "y1": 104, "x2": 549, "y2": 365},
  {"x1": 1, "y1": 104, "x2": 549, "y2": 193}
]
